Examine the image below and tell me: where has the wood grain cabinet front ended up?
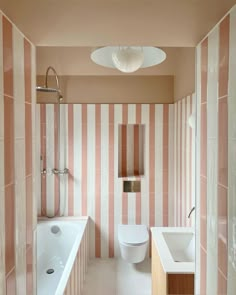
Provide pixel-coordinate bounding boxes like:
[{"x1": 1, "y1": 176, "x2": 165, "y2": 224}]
[{"x1": 151, "y1": 239, "x2": 194, "y2": 295}]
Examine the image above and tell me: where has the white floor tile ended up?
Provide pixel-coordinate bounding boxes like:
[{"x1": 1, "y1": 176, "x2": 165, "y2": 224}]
[{"x1": 82, "y1": 258, "x2": 151, "y2": 295}]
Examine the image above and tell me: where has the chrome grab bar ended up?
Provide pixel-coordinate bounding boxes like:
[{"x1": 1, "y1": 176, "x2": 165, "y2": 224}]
[{"x1": 52, "y1": 168, "x2": 69, "y2": 175}]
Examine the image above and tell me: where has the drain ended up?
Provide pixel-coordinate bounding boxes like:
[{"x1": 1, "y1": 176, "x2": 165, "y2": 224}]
[{"x1": 46, "y1": 269, "x2": 54, "y2": 274}]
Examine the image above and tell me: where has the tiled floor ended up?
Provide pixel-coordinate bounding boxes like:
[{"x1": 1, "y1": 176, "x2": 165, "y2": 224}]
[{"x1": 82, "y1": 258, "x2": 151, "y2": 295}]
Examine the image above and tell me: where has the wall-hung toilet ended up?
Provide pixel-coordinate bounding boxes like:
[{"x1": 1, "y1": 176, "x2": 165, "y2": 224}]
[{"x1": 118, "y1": 224, "x2": 149, "y2": 263}]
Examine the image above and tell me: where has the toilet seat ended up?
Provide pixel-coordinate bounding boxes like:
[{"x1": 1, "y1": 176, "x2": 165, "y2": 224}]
[{"x1": 118, "y1": 224, "x2": 149, "y2": 246}]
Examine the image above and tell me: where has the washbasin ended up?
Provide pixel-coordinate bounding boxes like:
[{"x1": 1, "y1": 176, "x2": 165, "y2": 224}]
[{"x1": 162, "y1": 232, "x2": 195, "y2": 263}]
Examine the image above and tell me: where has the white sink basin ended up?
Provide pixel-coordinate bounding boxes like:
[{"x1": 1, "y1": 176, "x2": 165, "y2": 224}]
[
  {"x1": 162, "y1": 232, "x2": 195, "y2": 263},
  {"x1": 151, "y1": 227, "x2": 195, "y2": 273}
]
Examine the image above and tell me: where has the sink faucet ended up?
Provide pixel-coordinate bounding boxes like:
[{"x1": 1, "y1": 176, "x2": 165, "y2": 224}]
[{"x1": 188, "y1": 206, "x2": 195, "y2": 218}]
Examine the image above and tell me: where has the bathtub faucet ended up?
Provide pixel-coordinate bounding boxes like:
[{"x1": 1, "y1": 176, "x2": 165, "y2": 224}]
[
  {"x1": 52, "y1": 168, "x2": 69, "y2": 175},
  {"x1": 188, "y1": 206, "x2": 195, "y2": 219}
]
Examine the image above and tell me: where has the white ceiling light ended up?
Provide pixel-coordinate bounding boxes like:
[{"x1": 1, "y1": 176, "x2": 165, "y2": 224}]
[{"x1": 91, "y1": 46, "x2": 166, "y2": 73}]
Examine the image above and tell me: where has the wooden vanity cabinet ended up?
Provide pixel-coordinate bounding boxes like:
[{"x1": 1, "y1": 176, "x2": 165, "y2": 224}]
[{"x1": 152, "y1": 240, "x2": 194, "y2": 295}]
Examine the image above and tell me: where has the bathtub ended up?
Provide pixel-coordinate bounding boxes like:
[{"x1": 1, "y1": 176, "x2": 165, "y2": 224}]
[{"x1": 37, "y1": 217, "x2": 89, "y2": 295}]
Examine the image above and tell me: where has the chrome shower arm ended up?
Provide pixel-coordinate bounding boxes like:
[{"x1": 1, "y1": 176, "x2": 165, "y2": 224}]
[{"x1": 45, "y1": 66, "x2": 60, "y2": 90}]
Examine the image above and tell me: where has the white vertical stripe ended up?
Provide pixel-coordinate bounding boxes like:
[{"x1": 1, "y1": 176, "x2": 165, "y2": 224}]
[
  {"x1": 206, "y1": 27, "x2": 219, "y2": 295},
  {"x1": 195, "y1": 45, "x2": 202, "y2": 295},
  {"x1": 114, "y1": 104, "x2": 122, "y2": 256},
  {"x1": 174, "y1": 103, "x2": 177, "y2": 226},
  {"x1": 181, "y1": 99, "x2": 186, "y2": 226},
  {"x1": 13, "y1": 27, "x2": 27, "y2": 288},
  {"x1": 46, "y1": 105, "x2": 55, "y2": 215},
  {"x1": 31, "y1": 43, "x2": 37, "y2": 234},
  {"x1": 191, "y1": 94, "x2": 196, "y2": 227},
  {"x1": 168, "y1": 104, "x2": 174, "y2": 227},
  {"x1": 100, "y1": 105, "x2": 109, "y2": 257},
  {"x1": 73, "y1": 104, "x2": 82, "y2": 216},
  {"x1": 177, "y1": 101, "x2": 181, "y2": 226},
  {"x1": 139, "y1": 125, "x2": 144, "y2": 175},
  {"x1": 141, "y1": 104, "x2": 149, "y2": 227},
  {"x1": 154, "y1": 105, "x2": 163, "y2": 226},
  {"x1": 127, "y1": 104, "x2": 136, "y2": 224},
  {"x1": 87, "y1": 104, "x2": 95, "y2": 258},
  {"x1": 228, "y1": 8, "x2": 236, "y2": 295},
  {"x1": 186, "y1": 96, "x2": 191, "y2": 227},
  {"x1": 127, "y1": 125, "x2": 134, "y2": 177},
  {"x1": 36, "y1": 105, "x2": 41, "y2": 216},
  {"x1": 60, "y1": 104, "x2": 68, "y2": 216}
]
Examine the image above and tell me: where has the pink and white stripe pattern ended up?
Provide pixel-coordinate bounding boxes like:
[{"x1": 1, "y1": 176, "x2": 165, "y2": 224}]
[
  {"x1": 173, "y1": 94, "x2": 196, "y2": 228},
  {"x1": 0, "y1": 11, "x2": 37, "y2": 295},
  {"x1": 37, "y1": 103, "x2": 174, "y2": 258},
  {"x1": 196, "y1": 6, "x2": 236, "y2": 295}
]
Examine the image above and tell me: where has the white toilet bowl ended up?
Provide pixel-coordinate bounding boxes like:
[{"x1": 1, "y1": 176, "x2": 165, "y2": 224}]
[{"x1": 118, "y1": 224, "x2": 149, "y2": 263}]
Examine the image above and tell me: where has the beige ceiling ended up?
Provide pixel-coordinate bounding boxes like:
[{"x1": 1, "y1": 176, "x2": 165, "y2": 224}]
[
  {"x1": 36, "y1": 46, "x2": 185, "y2": 76},
  {"x1": 0, "y1": 0, "x2": 236, "y2": 47}
]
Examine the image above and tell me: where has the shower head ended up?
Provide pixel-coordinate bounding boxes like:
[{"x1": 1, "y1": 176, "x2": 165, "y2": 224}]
[
  {"x1": 36, "y1": 86, "x2": 59, "y2": 93},
  {"x1": 36, "y1": 66, "x2": 63, "y2": 101}
]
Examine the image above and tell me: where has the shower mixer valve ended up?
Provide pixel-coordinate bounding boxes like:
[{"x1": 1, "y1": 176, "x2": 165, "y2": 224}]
[{"x1": 52, "y1": 168, "x2": 69, "y2": 175}]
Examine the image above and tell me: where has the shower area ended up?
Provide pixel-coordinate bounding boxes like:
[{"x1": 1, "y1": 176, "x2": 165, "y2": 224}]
[{"x1": 36, "y1": 67, "x2": 69, "y2": 217}]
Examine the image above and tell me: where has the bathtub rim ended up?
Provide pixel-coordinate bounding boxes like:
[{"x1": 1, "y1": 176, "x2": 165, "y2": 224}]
[{"x1": 37, "y1": 216, "x2": 89, "y2": 295}]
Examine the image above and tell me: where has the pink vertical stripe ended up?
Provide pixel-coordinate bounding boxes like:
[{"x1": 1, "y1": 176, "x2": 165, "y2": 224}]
[
  {"x1": 133, "y1": 125, "x2": 139, "y2": 176},
  {"x1": 26, "y1": 247, "x2": 33, "y2": 294},
  {"x1": 54, "y1": 105, "x2": 59, "y2": 216},
  {"x1": 108, "y1": 105, "x2": 114, "y2": 257},
  {"x1": 40, "y1": 104, "x2": 47, "y2": 216},
  {"x1": 149, "y1": 105, "x2": 155, "y2": 227},
  {"x1": 95, "y1": 105, "x2": 101, "y2": 257},
  {"x1": 122, "y1": 105, "x2": 128, "y2": 224},
  {"x1": 81, "y1": 104, "x2": 87, "y2": 215},
  {"x1": 217, "y1": 96, "x2": 228, "y2": 294},
  {"x1": 163, "y1": 105, "x2": 169, "y2": 226},
  {"x1": 68, "y1": 104, "x2": 74, "y2": 216},
  {"x1": 136, "y1": 104, "x2": 141, "y2": 124}
]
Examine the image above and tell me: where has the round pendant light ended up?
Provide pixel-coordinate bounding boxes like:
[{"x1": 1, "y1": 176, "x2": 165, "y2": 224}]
[{"x1": 91, "y1": 46, "x2": 166, "y2": 73}]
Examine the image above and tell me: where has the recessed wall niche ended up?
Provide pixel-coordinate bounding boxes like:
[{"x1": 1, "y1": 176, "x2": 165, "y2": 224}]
[{"x1": 118, "y1": 124, "x2": 145, "y2": 177}]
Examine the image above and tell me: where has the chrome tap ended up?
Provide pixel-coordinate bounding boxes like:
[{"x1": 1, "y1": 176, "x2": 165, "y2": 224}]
[{"x1": 188, "y1": 206, "x2": 195, "y2": 218}]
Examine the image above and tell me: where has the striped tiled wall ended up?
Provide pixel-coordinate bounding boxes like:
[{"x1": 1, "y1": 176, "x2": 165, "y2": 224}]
[
  {"x1": 195, "y1": 6, "x2": 236, "y2": 295},
  {"x1": 173, "y1": 94, "x2": 196, "y2": 227},
  {"x1": 36, "y1": 103, "x2": 174, "y2": 257},
  {"x1": 0, "y1": 11, "x2": 37, "y2": 295}
]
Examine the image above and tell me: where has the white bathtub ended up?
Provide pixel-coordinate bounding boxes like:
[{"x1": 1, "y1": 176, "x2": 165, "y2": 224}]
[{"x1": 37, "y1": 217, "x2": 89, "y2": 295}]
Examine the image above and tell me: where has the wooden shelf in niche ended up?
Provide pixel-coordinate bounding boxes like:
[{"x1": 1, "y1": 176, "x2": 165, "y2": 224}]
[{"x1": 118, "y1": 124, "x2": 145, "y2": 177}]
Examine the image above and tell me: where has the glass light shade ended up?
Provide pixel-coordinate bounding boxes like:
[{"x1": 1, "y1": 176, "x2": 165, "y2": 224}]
[{"x1": 112, "y1": 47, "x2": 144, "y2": 73}]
